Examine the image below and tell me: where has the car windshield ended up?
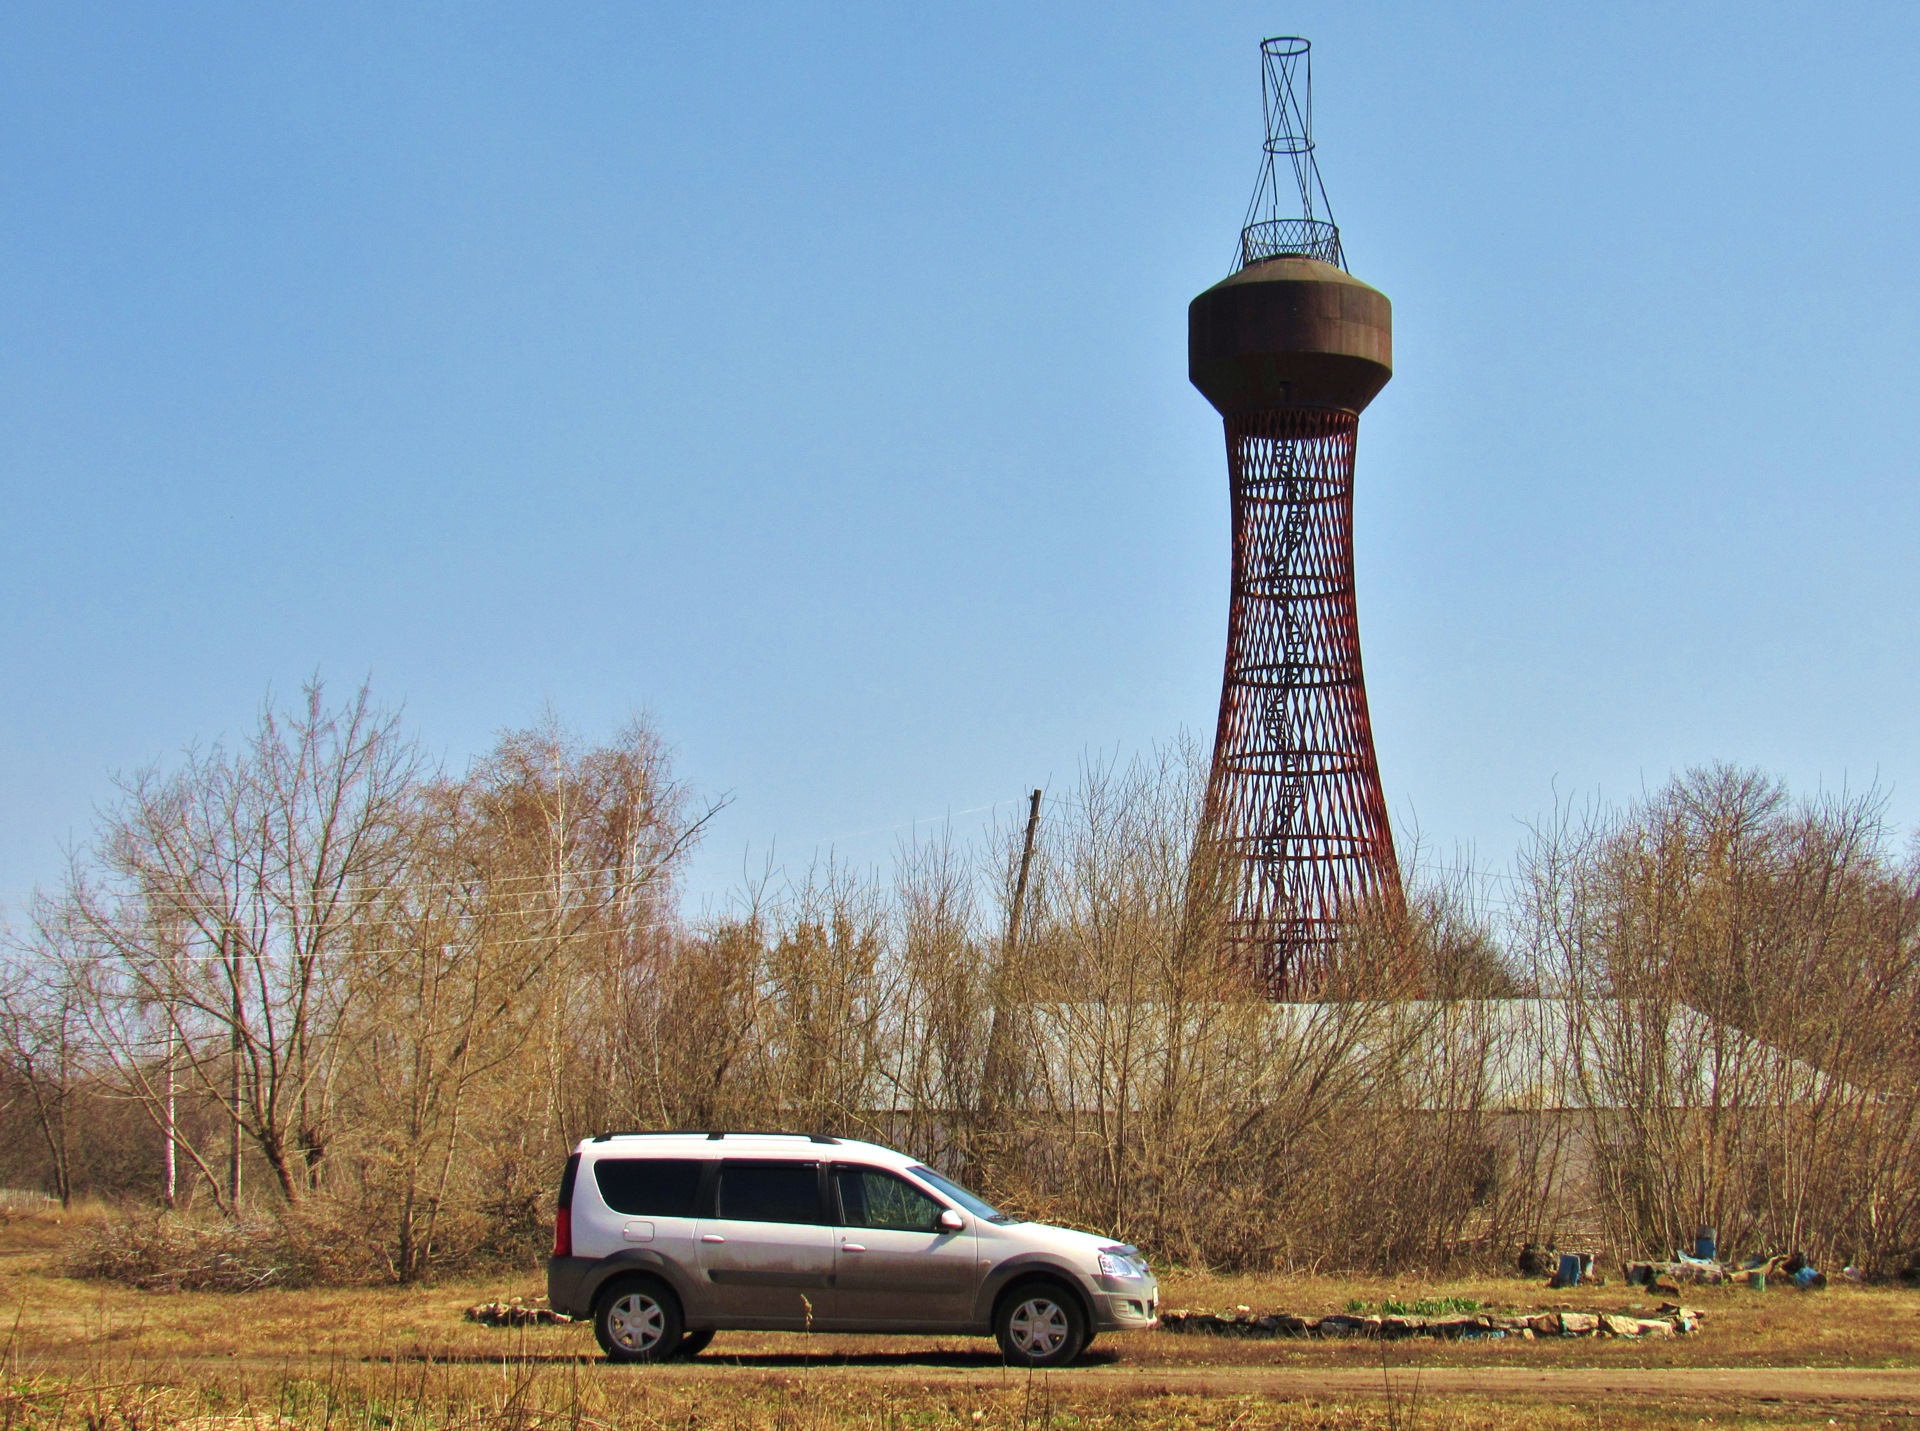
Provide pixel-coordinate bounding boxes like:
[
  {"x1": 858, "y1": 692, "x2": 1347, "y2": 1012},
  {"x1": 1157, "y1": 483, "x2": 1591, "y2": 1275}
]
[{"x1": 908, "y1": 1164, "x2": 1016, "y2": 1223}]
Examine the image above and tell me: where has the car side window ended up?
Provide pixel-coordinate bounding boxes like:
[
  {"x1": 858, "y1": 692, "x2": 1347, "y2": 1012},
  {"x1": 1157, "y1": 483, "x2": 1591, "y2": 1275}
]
[
  {"x1": 715, "y1": 1161, "x2": 822, "y2": 1224},
  {"x1": 835, "y1": 1166, "x2": 944, "y2": 1233},
  {"x1": 593, "y1": 1158, "x2": 702, "y2": 1217}
]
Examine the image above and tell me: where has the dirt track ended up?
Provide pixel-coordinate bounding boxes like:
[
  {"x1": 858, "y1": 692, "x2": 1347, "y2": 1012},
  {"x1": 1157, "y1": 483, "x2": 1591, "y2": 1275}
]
[{"x1": 641, "y1": 1355, "x2": 1920, "y2": 1409}]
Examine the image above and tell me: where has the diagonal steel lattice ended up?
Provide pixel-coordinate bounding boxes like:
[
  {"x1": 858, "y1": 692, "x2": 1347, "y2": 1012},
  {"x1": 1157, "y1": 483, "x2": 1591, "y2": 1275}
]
[{"x1": 1203, "y1": 407, "x2": 1400, "y2": 994}]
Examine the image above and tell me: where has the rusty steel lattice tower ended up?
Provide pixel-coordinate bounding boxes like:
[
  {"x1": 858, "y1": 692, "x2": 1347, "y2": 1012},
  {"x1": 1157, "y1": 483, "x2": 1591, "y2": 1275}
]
[{"x1": 1189, "y1": 36, "x2": 1400, "y2": 994}]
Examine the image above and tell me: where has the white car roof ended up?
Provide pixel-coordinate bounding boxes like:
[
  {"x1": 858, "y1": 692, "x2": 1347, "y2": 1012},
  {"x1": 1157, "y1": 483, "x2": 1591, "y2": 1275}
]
[{"x1": 573, "y1": 1133, "x2": 919, "y2": 1169}]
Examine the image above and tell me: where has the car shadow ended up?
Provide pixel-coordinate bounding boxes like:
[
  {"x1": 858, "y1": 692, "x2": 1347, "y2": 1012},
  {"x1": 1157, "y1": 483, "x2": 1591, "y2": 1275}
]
[
  {"x1": 702, "y1": 1346, "x2": 1123, "y2": 1369},
  {"x1": 379, "y1": 1347, "x2": 1123, "y2": 1370}
]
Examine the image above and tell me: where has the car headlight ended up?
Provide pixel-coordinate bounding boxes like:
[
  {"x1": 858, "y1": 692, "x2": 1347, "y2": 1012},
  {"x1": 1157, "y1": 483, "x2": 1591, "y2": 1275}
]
[{"x1": 1098, "y1": 1251, "x2": 1145, "y2": 1280}]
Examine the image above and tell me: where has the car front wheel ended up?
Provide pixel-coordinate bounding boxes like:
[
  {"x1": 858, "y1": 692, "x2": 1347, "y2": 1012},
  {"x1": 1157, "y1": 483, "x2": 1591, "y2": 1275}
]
[
  {"x1": 593, "y1": 1278, "x2": 684, "y2": 1363},
  {"x1": 676, "y1": 1328, "x2": 715, "y2": 1358},
  {"x1": 994, "y1": 1281, "x2": 1087, "y2": 1367}
]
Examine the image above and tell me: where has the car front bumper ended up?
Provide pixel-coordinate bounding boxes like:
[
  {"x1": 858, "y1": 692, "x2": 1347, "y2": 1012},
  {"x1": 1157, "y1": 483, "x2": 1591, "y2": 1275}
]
[{"x1": 1092, "y1": 1279, "x2": 1159, "y2": 1330}]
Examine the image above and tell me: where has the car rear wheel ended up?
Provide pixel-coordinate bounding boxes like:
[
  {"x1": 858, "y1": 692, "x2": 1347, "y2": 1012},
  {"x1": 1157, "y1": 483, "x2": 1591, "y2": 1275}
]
[
  {"x1": 593, "y1": 1278, "x2": 684, "y2": 1363},
  {"x1": 994, "y1": 1281, "x2": 1087, "y2": 1367}
]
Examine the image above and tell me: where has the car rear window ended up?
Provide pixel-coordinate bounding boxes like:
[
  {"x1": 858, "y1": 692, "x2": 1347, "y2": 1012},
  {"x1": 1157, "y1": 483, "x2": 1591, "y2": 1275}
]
[
  {"x1": 593, "y1": 1158, "x2": 703, "y2": 1217},
  {"x1": 716, "y1": 1162, "x2": 821, "y2": 1224}
]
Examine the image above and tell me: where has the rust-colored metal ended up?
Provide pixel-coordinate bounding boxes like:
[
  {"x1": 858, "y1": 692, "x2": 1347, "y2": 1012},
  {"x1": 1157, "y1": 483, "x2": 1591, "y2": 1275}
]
[
  {"x1": 1189, "y1": 38, "x2": 1401, "y2": 995},
  {"x1": 1201, "y1": 405, "x2": 1399, "y2": 992}
]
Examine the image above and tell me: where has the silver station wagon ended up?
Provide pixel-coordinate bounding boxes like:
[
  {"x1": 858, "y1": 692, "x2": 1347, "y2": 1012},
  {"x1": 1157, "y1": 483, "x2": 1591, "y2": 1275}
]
[{"x1": 547, "y1": 1131, "x2": 1158, "y2": 1365}]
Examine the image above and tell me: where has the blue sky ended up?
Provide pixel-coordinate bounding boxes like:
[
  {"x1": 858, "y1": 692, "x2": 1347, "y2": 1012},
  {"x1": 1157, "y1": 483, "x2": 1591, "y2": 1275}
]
[{"x1": 3, "y1": 3, "x2": 1916, "y2": 920}]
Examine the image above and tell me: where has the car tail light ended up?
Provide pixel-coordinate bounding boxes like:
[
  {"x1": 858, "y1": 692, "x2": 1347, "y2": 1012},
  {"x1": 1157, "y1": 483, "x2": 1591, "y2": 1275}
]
[{"x1": 553, "y1": 1151, "x2": 580, "y2": 1258}]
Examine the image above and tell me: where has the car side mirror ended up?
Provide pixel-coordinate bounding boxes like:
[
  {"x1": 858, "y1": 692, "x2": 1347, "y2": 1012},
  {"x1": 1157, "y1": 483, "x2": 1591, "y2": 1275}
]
[{"x1": 938, "y1": 1208, "x2": 965, "y2": 1232}]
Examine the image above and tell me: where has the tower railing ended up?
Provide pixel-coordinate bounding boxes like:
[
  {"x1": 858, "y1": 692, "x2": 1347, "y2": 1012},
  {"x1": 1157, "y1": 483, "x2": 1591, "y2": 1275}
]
[{"x1": 1238, "y1": 217, "x2": 1345, "y2": 270}]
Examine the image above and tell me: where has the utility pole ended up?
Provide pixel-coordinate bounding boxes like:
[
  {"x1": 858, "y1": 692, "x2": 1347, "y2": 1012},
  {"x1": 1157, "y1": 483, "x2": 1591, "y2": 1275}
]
[
  {"x1": 226, "y1": 929, "x2": 242, "y2": 1212},
  {"x1": 979, "y1": 789, "x2": 1042, "y2": 1138},
  {"x1": 1006, "y1": 789, "x2": 1043, "y2": 961},
  {"x1": 163, "y1": 1025, "x2": 177, "y2": 1209},
  {"x1": 159, "y1": 920, "x2": 183, "y2": 1211}
]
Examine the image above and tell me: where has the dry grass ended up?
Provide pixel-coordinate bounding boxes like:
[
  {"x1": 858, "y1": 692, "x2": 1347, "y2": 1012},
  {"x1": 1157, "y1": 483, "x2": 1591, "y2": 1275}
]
[{"x1": 0, "y1": 1211, "x2": 1916, "y2": 1428}]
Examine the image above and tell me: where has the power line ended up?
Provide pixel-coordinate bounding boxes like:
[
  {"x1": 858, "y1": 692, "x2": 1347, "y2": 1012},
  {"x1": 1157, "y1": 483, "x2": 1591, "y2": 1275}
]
[
  {"x1": 0, "y1": 858, "x2": 686, "y2": 916},
  {"x1": 8, "y1": 926, "x2": 662, "y2": 967}
]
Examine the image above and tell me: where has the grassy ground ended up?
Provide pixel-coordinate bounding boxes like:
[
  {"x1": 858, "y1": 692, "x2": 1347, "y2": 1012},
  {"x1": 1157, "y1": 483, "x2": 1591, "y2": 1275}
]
[{"x1": 1, "y1": 1206, "x2": 1917, "y2": 1429}]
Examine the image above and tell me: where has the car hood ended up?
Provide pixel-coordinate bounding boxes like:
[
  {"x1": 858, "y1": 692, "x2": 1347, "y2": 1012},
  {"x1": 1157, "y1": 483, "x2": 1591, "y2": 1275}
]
[{"x1": 999, "y1": 1220, "x2": 1134, "y2": 1258}]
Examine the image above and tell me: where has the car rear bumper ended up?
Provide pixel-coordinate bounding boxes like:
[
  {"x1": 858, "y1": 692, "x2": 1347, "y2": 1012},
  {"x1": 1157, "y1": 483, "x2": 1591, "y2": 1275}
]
[{"x1": 547, "y1": 1255, "x2": 595, "y2": 1319}]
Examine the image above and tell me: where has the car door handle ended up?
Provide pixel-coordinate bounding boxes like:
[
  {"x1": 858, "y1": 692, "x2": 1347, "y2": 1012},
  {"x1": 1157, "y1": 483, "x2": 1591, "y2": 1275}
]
[
  {"x1": 841, "y1": 1243, "x2": 866, "y2": 1253},
  {"x1": 700, "y1": 1234, "x2": 726, "y2": 1244}
]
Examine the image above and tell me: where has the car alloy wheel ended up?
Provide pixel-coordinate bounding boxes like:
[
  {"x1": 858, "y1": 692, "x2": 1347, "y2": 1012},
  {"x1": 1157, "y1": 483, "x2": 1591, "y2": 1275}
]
[
  {"x1": 605, "y1": 1292, "x2": 667, "y2": 1355},
  {"x1": 1008, "y1": 1296, "x2": 1071, "y2": 1358}
]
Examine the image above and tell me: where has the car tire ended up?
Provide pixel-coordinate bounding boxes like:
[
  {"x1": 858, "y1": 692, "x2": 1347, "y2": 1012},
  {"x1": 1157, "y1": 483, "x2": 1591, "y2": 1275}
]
[
  {"x1": 994, "y1": 1280, "x2": 1087, "y2": 1367},
  {"x1": 676, "y1": 1328, "x2": 715, "y2": 1358},
  {"x1": 593, "y1": 1277, "x2": 684, "y2": 1363}
]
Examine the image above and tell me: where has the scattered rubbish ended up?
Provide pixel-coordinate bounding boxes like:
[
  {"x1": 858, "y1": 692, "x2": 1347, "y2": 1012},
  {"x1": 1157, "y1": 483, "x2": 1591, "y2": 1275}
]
[
  {"x1": 1694, "y1": 1226, "x2": 1718, "y2": 1261},
  {"x1": 1157, "y1": 1304, "x2": 1701, "y2": 1340},
  {"x1": 465, "y1": 1297, "x2": 572, "y2": 1327},
  {"x1": 1548, "y1": 1251, "x2": 1598, "y2": 1289},
  {"x1": 1662, "y1": 1302, "x2": 1702, "y2": 1334},
  {"x1": 1732, "y1": 1256, "x2": 1801, "y2": 1289},
  {"x1": 1737, "y1": 1258, "x2": 1778, "y2": 1288},
  {"x1": 1626, "y1": 1247, "x2": 1832, "y2": 1293},
  {"x1": 1628, "y1": 1257, "x2": 1725, "y2": 1290}
]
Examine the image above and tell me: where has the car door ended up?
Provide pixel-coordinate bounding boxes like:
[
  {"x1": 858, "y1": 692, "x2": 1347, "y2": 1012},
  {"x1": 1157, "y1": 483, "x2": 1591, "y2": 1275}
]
[
  {"x1": 693, "y1": 1160, "x2": 835, "y2": 1328},
  {"x1": 827, "y1": 1164, "x2": 979, "y2": 1328},
  {"x1": 586, "y1": 1155, "x2": 706, "y2": 1304}
]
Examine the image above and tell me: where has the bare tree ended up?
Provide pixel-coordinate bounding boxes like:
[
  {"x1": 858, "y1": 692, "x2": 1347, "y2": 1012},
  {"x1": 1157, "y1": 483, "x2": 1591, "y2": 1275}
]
[
  {"x1": 67, "y1": 680, "x2": 421, "y2": 1207},
  {"x1": 0, "y1": 935, "x2": 88, "y2": 1205},
  {"x1": 332, "y1": 713, "x2": 713, "y2": 1280}
]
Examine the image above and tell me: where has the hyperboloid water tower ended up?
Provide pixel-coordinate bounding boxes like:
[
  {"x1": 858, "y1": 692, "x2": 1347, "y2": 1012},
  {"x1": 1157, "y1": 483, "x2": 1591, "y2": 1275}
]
[{"x1": 1190, "y1": 37, "x2": 1400, "y2": 995}]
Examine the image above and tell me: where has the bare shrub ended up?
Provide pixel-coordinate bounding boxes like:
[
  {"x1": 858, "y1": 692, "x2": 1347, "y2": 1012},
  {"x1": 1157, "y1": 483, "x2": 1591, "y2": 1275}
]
[
  {"x1": 1520, "y1": 765, "x2": 1920, "y2": 1273},
  {"x1": 66, "y1": 1206, "x2": 378, "y2": 1290}
]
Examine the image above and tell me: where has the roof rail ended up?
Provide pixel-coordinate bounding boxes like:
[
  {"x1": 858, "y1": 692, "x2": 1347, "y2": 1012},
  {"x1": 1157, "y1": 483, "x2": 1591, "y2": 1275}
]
[
  {"x1": 705, "y1": 1130, "x2": 840, "y2": 1145},
  {"x1": 589, "y1": 1129, "x2": 840, "y2": 1145},
  {"x1": 591, "y1": 1130, "x2": 687, "y2": 1142}
]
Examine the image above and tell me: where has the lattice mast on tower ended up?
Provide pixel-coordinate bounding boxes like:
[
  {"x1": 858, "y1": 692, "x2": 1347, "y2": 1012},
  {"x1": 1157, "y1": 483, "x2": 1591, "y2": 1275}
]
[{"x1": 1189, "y1": 37, "x2": 1401, "y2": 995}]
